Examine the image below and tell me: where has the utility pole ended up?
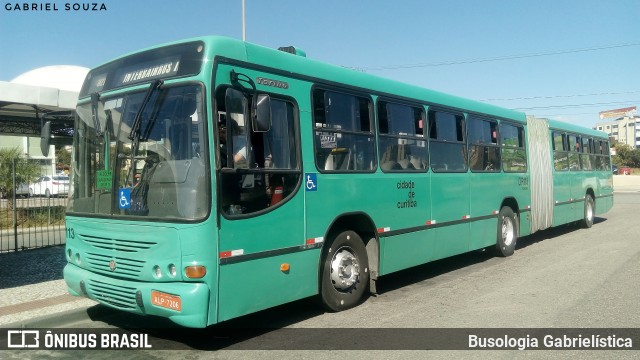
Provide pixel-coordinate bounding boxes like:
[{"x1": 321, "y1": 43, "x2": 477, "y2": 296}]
[{"x1": 242, "y1": 0, "x2": 246, "y2": 41}]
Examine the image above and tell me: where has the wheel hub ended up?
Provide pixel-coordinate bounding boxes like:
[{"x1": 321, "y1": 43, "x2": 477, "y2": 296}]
[
  {"x1": 330, "y1": 248, "x2": 360, "y2": 291},
  {"x1": 502, "y1": 218, "x2": 514, "y2": 247}
]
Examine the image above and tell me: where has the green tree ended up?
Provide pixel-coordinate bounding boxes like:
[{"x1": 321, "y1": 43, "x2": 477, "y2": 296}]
[
  {"x1": 612, "y1": 143, "x2": 640, "y2": 168},
  {"x1": 55, "y1": 146, "x2": 72, "y2": 167},
  {"x1": 0, "y1": 147, "x2": 40, "y2": 210}
]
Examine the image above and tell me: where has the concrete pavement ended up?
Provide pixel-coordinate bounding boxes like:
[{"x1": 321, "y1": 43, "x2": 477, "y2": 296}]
[
  {"x1": 1, "y1": 175, "x2": 639, "y2": 328},
  {"x1": 0, "y1": 245, "x2": 95, "y2": 327},
  {"x1": 611, "y1": 174, "x2": 640, "y2": 193}
]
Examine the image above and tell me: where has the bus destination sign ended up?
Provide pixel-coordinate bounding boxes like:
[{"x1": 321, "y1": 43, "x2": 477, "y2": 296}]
[
  {"x1": 113, "y1": 55, "x2": 181, "y2": 88},
  {"x1": 79, "y1": 41, "x2": 205, "y2": 98}
]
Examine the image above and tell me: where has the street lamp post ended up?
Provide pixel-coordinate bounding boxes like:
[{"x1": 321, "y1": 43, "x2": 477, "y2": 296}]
[{"x1": 242, "y1": 0, "x2": 246, "y2": 41}]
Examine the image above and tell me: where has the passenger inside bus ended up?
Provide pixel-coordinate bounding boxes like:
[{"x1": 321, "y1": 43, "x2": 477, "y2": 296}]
[{"x1": 218, "y1": 117, "x2": 248, "y2": 168}]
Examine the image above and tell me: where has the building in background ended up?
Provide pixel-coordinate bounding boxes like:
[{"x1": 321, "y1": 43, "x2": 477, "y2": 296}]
[{"x1": 594, "y1": 106, "x2": 639, "y2": 148}]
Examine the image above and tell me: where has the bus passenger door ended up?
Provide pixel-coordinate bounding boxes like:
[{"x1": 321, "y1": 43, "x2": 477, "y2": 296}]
[{"x1": 213, "y1": 66, "x2": 310, "y2": 323}]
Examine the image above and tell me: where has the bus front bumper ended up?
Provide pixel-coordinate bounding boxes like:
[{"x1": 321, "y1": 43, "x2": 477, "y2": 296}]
[{"x1": 64, "y1": 263, "x2": 210, "y2": 328}]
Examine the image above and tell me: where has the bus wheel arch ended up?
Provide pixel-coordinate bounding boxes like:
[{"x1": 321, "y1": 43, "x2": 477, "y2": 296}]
[{"x1": 319, "y1": 213, "x2": 377, "y2": 311}]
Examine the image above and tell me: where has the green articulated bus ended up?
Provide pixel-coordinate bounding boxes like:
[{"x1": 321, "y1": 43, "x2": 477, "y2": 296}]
[{"x1": 63, "y1": 36, "x2": 614, "y2": 328}]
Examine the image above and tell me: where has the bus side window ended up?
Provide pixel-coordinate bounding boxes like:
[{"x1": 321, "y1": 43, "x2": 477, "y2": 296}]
[
  {"x1": 567, "y1": 134, "x2": 580, "y2": 171},
  {"x1": 468, "y1": 116, "x2": 500, "y2": 172},
  {"x1": 217, "y1": 87, "x2": 300, "y2": 216},
  {"x1": 553, "y1": 132, "x2": 569, "y2": 171},
  {"x1": 500, "y1": 123, "x2": 527, "y2": 172},
  {"x1": 581, "y1": 137, "x2": 593, "y2": 170},
  {"x1": 377, "y1": 100, "x2": 427, "y2": 172},
  {"x1": 428, "y1": 109, "x2": 466, "y2": 172},
  {"x1": 313, "y1": 89, "x2": 376, "y2": 172}
]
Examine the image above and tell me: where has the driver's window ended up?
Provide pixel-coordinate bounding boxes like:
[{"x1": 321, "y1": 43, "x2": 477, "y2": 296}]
[{"x1": 216, "y1": 87, "x2": 300, "y2": 216}]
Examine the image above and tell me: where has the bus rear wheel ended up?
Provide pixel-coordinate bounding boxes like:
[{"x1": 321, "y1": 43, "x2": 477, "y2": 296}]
[
  {"x1": 320, "y1": 230, "x2": 369, "y2": 312},
  {"x1": 495, "y1": 206, "x2": 517, "y2": 257},
  {"x1": 581, "y1": 195, "x2": 595, "y2": 229}
]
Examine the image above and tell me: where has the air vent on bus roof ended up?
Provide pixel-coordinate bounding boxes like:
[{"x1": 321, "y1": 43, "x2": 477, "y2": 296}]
[{"x1": 278, "y1": 46, "x2": 306, "y2": 57}]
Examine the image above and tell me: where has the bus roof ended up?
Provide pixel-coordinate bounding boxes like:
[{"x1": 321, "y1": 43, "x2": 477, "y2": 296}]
[
  {"x1": 88, "y1": 35, "x2": 604, "y2": 136},
  {"x1": 211, "y1": 36, "x2": 527, "y2": 123},
  {"x1": 545, "y1": 117, "x2": 609, "y2": 139}
]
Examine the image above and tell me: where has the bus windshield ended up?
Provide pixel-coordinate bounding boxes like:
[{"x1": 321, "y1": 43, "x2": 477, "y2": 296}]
[{"x1": 68, "y1": 83, "x2": 209, "y2": 220}]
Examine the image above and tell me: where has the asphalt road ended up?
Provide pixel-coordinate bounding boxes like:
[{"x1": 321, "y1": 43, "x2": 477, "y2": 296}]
[{"x1": 5, "y1": 192, "x2": 640, "y2": 359}]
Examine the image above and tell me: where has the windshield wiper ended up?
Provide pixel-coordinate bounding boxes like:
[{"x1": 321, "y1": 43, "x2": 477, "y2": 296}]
[
  {"x1": 90, "y1": 92, "x2": 102, "y2": 136},
  {"x1": 126, "y1": 79, "x2": 163, "y2": 186},
  {"x1": 128, "y1": 79, "x2": 163, "y2": 141}
]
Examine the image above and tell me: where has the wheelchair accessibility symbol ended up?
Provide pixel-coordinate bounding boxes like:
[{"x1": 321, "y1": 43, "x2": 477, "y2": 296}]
[
  {"x1": 305, "y1": 173, "x2": 317, "y2": 192},
  {"x1": 119, "y1": 188, "x2": 131, "y2": 209}
]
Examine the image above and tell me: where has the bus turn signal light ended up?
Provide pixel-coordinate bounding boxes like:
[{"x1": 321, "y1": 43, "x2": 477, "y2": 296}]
[
  {"x1": 185, "y1": 265, "x2": 206, "y2": 278},
  {"x1": 280, "y1": 263, "x2": 290, "y2": 272}
]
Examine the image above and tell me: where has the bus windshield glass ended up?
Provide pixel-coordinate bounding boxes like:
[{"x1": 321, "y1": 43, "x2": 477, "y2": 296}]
[{"x1": 68, "y1": 84, "x2": 209, "y2": 221}]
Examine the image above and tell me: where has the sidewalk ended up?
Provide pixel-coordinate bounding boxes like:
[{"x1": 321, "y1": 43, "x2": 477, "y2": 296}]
[
  {"x1": 612, "y1": 174, "x2": 640, "y2": 193},
  {"x1": 0, "y1": 245, "x2": 94, "y2": 327},
  {"x1": 1, "y1": 175, "x2": 639, "y2": 328}
]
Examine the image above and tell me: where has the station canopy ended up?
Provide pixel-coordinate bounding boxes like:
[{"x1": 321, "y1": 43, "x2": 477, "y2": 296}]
[{"x1": 0, "y1": 65, "x2": 88, "y2": 145}]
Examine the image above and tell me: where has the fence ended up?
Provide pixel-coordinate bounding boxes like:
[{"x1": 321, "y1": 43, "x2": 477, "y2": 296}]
[{"x1": 0, "y1": 159, "x2": 68, "y2": 253}]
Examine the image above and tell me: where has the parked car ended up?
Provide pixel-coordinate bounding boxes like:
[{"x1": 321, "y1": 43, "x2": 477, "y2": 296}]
[
  {"x1": 29, "y1": 175, "x2": 70, "y2": 197},
  {"x1": 612, "y1": 165, "x2": 619, "y2": 175},
  {"x1": 15, "y1": 183, "x2": 30, "y2": 197},
  {"x1": 619, "y1": 166, "x2": 632, "y2": 175},
  {"x1": 0, "y1": 183, "x2": 30, "y2": 199}
]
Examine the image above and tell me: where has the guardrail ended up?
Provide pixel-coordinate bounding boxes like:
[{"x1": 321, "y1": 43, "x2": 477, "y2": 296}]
[{"x1": 0, "y1": 194, "x2": 67, "y2": 253}]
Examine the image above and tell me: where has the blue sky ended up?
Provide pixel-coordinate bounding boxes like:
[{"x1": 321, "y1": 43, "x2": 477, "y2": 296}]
[{"x1": 1, "y1": 0, "x2": 638, "y2": 128}]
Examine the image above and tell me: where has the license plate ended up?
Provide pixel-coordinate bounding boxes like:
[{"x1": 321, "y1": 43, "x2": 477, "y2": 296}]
[{"x1": 151, "y1": 290, "x2": 182, "y2": 311}]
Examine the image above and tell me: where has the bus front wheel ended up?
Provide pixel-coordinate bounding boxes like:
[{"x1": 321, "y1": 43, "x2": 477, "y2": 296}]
[
  {"x1": 320, "y1": 230, "x2": 369, "y2": 312},
  {"x1": 495, "y1": 206, "x2": 517, "y2": 257}
]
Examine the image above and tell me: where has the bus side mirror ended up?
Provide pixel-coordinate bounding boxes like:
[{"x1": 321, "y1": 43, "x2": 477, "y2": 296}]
[
  {"x1": 40, "y1": 120, "x2": 52, "y2": 157},
  {"x1": 253, "y1": 94, "x2": 271, "y2": 132}
]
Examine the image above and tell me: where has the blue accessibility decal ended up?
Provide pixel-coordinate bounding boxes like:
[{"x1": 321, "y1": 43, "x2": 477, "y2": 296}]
[
  {"x1": 119, "y1": 188, "x2": 131, "y2": 209},
  {"x1": 305, "y1": 173, "x2": 317, "y2": 192}
]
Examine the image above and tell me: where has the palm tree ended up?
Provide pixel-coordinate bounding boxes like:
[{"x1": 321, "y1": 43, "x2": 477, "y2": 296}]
[{"x1": 0, "y1": 148, "x2": 40, "y2": 210}]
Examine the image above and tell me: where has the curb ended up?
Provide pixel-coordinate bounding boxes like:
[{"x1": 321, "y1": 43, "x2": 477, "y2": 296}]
[{"x1": 2, "y1": 304, "x2": 103, "y2": 329}]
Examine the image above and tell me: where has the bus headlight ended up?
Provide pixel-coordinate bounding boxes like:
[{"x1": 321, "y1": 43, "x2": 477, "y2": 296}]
[
  {"x1": 168, "y1": 264, "x2": 177, "y2": 278},
  {"x1": 152, "y1": 265, "x2": 162, "y2": 279}
]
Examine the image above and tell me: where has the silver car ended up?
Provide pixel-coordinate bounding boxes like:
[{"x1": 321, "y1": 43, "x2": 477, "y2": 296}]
[{"x1": 29, "y1": 175, "x2": 70, "y2": 197}]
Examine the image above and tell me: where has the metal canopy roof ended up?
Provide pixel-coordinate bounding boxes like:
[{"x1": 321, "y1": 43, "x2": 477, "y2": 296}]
[{"x1": 0, "y1": 81, "x2": 77, "y2": 144}]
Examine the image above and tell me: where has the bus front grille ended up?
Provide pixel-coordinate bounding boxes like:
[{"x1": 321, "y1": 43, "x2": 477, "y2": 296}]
[
  {"x1": 80, "y1": 234, "x2": 157, "y2": 252},
  {"x1": 85, "y1": 253, "x2": 146, "y2": 279},
  {"x1": 88, "y1": 279, "x2": 137, "y2": 310}
]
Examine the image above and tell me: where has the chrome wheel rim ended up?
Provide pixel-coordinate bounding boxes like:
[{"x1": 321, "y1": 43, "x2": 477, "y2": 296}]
[
  {"x1": 502, "y1": 217, "x2": 515, "y2": 247},
  {"x1": 586, "y1": 199, "x2": 594, "y2": 223},
  {"x1": 330, "y1": 247, "x2": 360, "y2": 291}
]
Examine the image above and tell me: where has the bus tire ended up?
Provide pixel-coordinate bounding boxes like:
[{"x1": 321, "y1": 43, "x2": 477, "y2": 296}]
[
  {"x1": 320, "y1": 230, "x2": 369, "y2": 312},
  {"x1": 581, "y1": 195, "x2": 595, "y2": 229},
  {"x1": 495, "y1": 206, "x2": 517, "y2": 257}
]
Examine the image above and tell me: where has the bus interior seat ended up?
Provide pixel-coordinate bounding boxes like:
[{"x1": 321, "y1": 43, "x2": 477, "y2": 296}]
[
  {"x1": 324, "y1": 149, "x2": 351, "y2": 171},
  {"x1": 410, "y1": 156, "x2": 425, "y2": 169},
  {"x1": 381, "y1": 161, "x2": 402, "y2": 171},
  {"x1": 398, "y1": 158, "x2": 415, "y2": 170}
]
